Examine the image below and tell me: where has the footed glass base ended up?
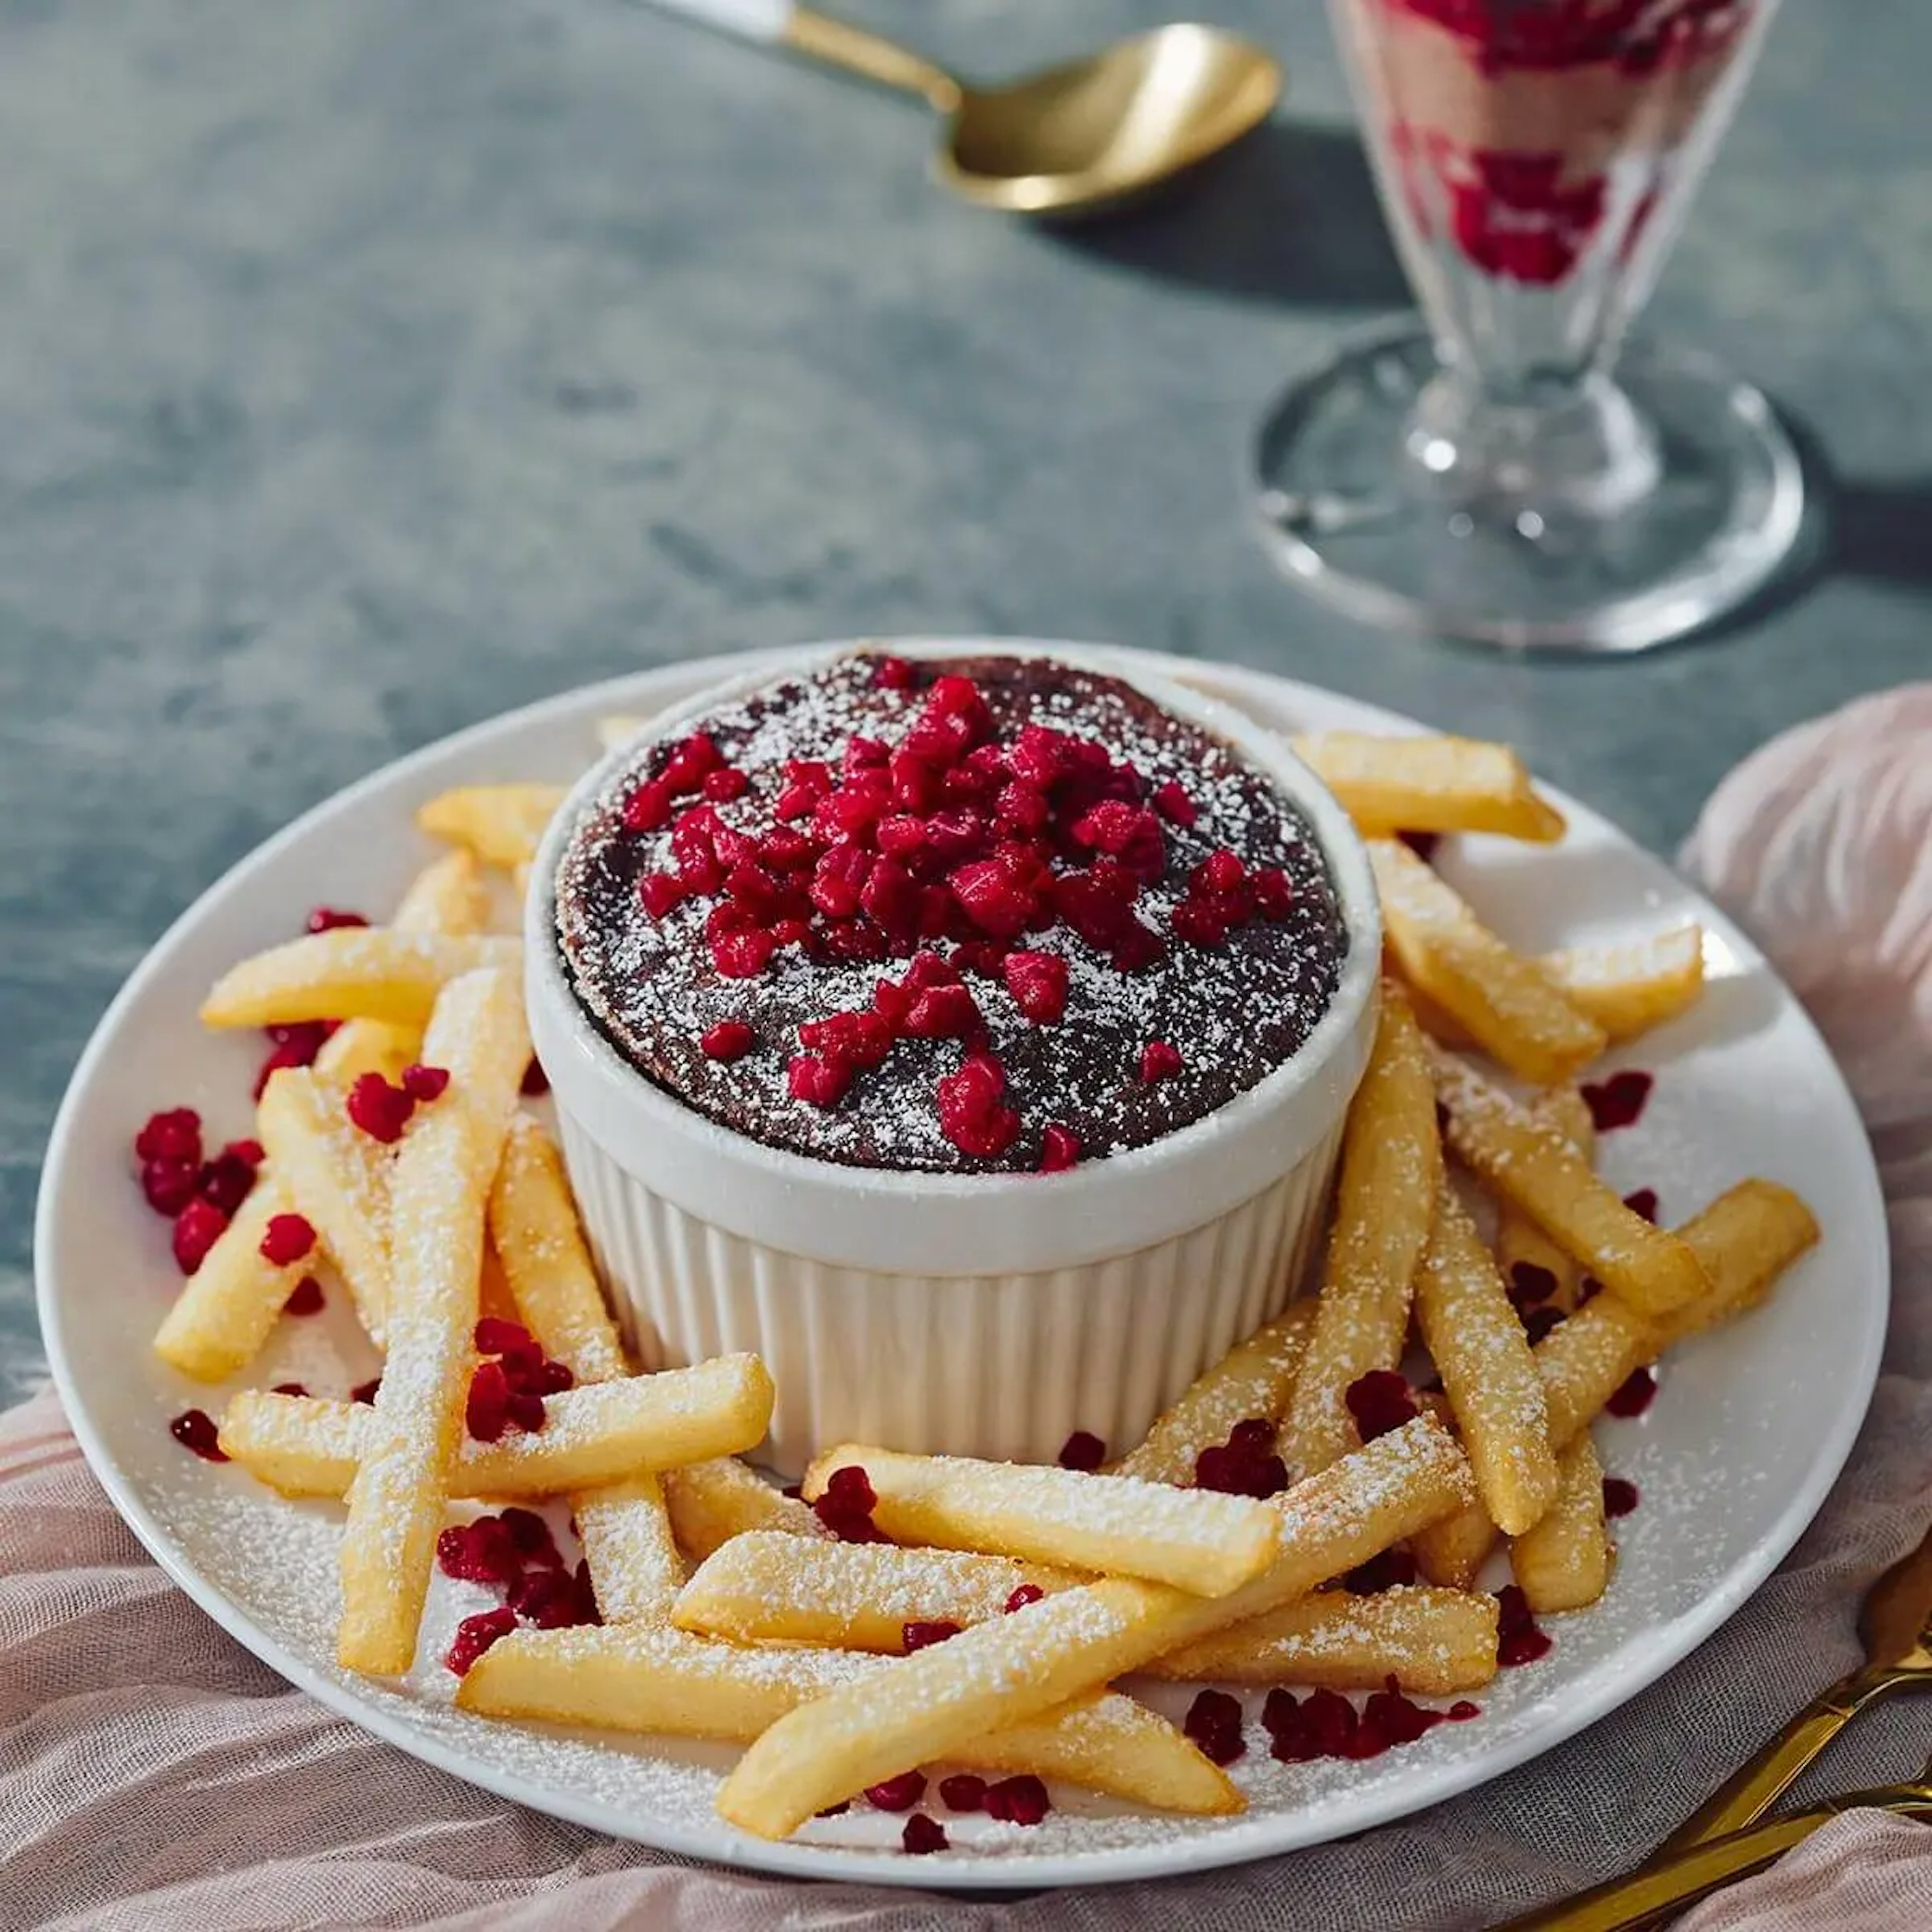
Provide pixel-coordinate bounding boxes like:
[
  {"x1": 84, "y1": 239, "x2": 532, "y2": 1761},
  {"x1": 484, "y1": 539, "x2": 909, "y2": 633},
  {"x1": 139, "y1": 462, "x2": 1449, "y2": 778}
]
[{"x1": 1253, "y1": 325, "x2": 1805, "y2": 654}]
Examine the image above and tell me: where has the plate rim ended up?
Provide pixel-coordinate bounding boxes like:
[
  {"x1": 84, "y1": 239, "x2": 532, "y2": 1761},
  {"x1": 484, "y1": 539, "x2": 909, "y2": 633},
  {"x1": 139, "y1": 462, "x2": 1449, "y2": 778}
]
[{"x1": 32, "y1": 637, "x2": 1890, "y2": 1892}]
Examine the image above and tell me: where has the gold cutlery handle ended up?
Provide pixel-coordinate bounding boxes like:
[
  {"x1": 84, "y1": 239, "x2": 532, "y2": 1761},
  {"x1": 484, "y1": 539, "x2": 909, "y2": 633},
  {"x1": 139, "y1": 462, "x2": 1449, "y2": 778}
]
[
  {"x1": 1662, "y1": 1665, "x2": 1898, "y2": 1851},
  {"x1": 783, "y1": 8, "x2": 961, "y2": 112},
  {"x1": 1494, "y1": 1788, "x2": 1932, "y2": 1932}
]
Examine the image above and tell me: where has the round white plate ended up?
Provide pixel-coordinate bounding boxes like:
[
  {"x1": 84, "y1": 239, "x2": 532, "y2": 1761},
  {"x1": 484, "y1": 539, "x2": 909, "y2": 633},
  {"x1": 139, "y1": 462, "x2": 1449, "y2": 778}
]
[{"x1": 35, "y1": 641, "x2": 1888, "y2": 1891}]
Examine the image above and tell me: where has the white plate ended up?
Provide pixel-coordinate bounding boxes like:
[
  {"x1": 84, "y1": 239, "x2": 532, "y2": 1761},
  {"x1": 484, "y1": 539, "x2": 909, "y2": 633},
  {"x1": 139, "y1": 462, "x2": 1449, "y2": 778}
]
[{"x1": 35, "y1": 640, "x2": 1888, "y2": 1891}]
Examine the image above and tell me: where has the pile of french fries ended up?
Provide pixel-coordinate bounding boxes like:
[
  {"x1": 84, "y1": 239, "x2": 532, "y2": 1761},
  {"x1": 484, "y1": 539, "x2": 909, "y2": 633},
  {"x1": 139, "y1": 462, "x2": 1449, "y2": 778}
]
[{"x1": 148, "y1": 716, "x2": 1819, "y2": 1849}]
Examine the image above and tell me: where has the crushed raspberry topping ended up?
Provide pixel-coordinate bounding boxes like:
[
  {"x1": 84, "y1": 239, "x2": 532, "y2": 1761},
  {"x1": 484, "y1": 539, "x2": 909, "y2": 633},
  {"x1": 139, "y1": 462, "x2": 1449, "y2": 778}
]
[
  {"x1": 556, "y1": 653, "x2": 1346, "y2": 1173},
  {"x1": 1496, "y1": 1585, "x2": 1553, "y2": 1665},
  {"x1": 465, "y1": 1322, "x2": 573, "y2": 1441},
  {"x1": 1522, "y1": 1305, "x2": 1565, "y2": 1346},
  {"x1": 1581, "y1": 1068, "x2": 1655, "y2": 1133},
  {"x1": 445, "y1": 1607, "x2": 519, "y2": 1677},
  {"x1": 1602, "y1": 1476, "x2": 1640, "y2": 1518},
  {"x1": 171, "y1": 1198, "x2": 229, "y2": 1275},
  {"x1": 864, "y1": 1769, "x2": 926, "y2": 1813},
  {"x1": 1623, "y1": 1187, "x2": 1660, "y2": 1223},
  {"x1": 306, "y1": 907, "x2": 368, "y2": 933},
  {"x1": 1183, "y1": 1687, "x2": 1247, "y2": 1764},
  {"x1": 520, "y1": 1058, "x2": 550, "y2": 1096},
  {"x1": 1263, "y1": 1676, "x2": 1466, "y2": 1762},
  {"x1": 169, "y1": 1408, "x2": 227, "y2": 1461},
  {"x1": 1345, "y1": 1547, "x2": 1421, "y2": 1595},
  {"x1": 437, "y1": 1510, "x2": 599, "y2": 1650},
  {"x1": 140, "y1": 1156, "x2": 202, "y2": 1217},
  {"x1": 197, "y1": 1141, "x2": 263, "y2": 1216},
  {"x1": 136, "y1": 1108, "x2": 203, "y2": 1165},
  {"x1": 1606, "y1": 1365, "x2": 1658, "y2": 1418},
  {"x1": 814, "y1": 1465, "x2": 888, "y2": 1543},
  {"x1": 1057, "y1": 1430, "x2": 1106, "y2": 1472},
  {"x1": 345, "y1": 1072, "x2": 415, "y2": 1144},
  {"x1": 902, "y1": 1620, "x2": 961, "y2": 1653},
  {"x1": 1345, "y1": 1370, "x2": 1419, "y2": 1442},
  {"x1": 1194, "y1": 1417, "x2": 1289, "y2": 1498},
  {"x1": 400, "y1": 1063, "x2": 451, "y2": 1104},
  {"x1": 938, "y1": 1773, "x2": 987, "y2": 1812},
  {"x1": 254, "y1": 1019, "x2": 338, "y2": 1099},
  {"x1": 271, "y1": 1381, "x2": 308, "y2": 1397},
  {"x1": 1507, "y1": 1261, "x2": 1559, "y2": 1309},
  {"x1": 1003, "y1": 1584, "x2": 1046, "y2": 1614},
  {"x1": 983, "y1": 1775, "x2": 1051, "y2": 1826},
  {"x1": 1037, "y1": 1123, "x2": 1081, "y2": 1172},
  {"x1": 284, "y1": 1275, "x2": 326, "y2": 1316},
  {"x1": 901, "y1": 1814, "x2": 948, "y2": 1855},
  {"x1": 259, "y1": 1213, "x2": 316, "y2": 1267},
  {"x1": 351, "y1": 1376, "x2": 382, "y2": 1405},
  {"x1": 1139, "y1": 1039, "x2": 1183, "y2": 1084},
  {"x1": 701, "y1": 1021, "x2": 756, "y2": 1062}
]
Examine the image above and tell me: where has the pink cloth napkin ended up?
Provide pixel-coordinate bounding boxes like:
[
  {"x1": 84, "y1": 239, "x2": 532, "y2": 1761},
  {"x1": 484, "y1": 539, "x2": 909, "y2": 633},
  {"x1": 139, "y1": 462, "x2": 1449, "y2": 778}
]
[{"x1": 8, "y1": 688, "x2": 1932, "y2": 1931}]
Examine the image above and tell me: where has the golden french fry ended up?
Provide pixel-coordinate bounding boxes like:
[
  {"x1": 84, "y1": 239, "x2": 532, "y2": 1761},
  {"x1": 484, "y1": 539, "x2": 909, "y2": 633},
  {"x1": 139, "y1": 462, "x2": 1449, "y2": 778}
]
[
  {"x1": 477, "y1": 1241, "x2": 521, "y2": 1326},
  {"x1": 661, "y1": 1456, "x2": 830, "y2": 1562},
  {"x1": 720, "y1": 1416, "x2": 1473, "y2": 1837},
  {"x1": 221, "y1": 1356, "x2": 773, "y2": 1501},
  {"x1": 152, "y1": 1177, "x2": 315, "y2": 1381},
  {"x1": 1294, "y1": 732, "x2": 1566, "y2": 843},
  {"x1": 316, "y1": 850, "x2": 492, "y2": 1084},
  {"x1": 1511, "y1": 1433, "x2": 1609, "y2": 1615},
  {"x1": 799, "y1": 1446, "x2": 1280, "y2": 1597},
  {"x1": 458, "y1": 1624, "x2": 1241, "y2": 1816},
  {"x1": 1655, "y1": 1178, "x2": 1819, "y2": 1349},
  {"x1": 1373, "y1": 839, "x2": 1607, "y2": 1084},
  {"x1": 1539, "y1": 924, "x2": 1705, "y2": 1043},
  {"x1": 1146, "y1": 1582, "x2": 1499, "y2": 1695},
  {"x1": 1432, "y1": 1049, "x2": 1708, "y2": 1316},
  {"x1": 1412, "y1": 1501, "x2": 1500, "y2": 1593},
  {"x1": 1282, "y1": 982, "x2": 1440, "y2": 1478},
  {"x1": 416, "y1": 783, "x2": 568, "y2": 870},
  {"x1": 1413, "y1": 1184, "x2": 1560, "y2": 1538},
  {"x1": 1406, "y1": 985, "x2": 1473, "y2": 1050},
  {"x1": 201, "y1": 930, "x2": 521, "y2": 1031},
  {"x1": 673, "y1": 1532, "x2": 1078, "y2": 1652},
  {"x1": 1495, "y1": 1086, "x2": 1595, "y2": 1312},
  {"x1": 1113, "y1": 1303, "x2": 1314, "y2": 1486},
  {"x1": 487, "y1": 1115, "x2": 628, "y2": 1385},
  {"x1": 575, "y1": 1472, "x2": 684, "y2": 1623},
  {"x1": 336, "y1": 967, "x2": 530, "y2": 1675},
  {"x1": 255, "y1": 1067, "x2": 394, "y2": 1343}
]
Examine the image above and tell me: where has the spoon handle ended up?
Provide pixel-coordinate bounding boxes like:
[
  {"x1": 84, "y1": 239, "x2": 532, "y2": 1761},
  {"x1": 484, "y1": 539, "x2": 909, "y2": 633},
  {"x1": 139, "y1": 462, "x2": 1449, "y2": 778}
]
[{"x1": 631, "y1": 0, "x2": 961, "y2": 110}]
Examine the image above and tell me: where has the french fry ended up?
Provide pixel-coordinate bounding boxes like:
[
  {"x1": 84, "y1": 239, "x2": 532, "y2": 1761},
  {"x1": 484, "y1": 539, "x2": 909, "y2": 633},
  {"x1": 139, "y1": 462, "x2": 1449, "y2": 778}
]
[
  {"x1": 1432, "y1": 1049, "x2": 1708, "y2": 1316},
  {"x1": 477, "y1": 1241, "x2": 521, "y2": 1326},
  {"x1": 458, "y1": 1624, "x2": 1241, "y2": 1816},
  {"x1": 201, "y1": 931, "x2": 521, "y2": 1031},
  {"x1": 1495, "y1": 1086, "x2": 1595, "y2": 1312},
  {"x1": 673, "y1": 1532, "x2": 1078, "y2": 1652},
  {"x1": 487, "y1": 1115, "x2": 628, "y2": 1386},
  {"x1": 799, "y1": 1447, "x2": 1281, "y2": 1597},
  {"x1": 336, "y1": 967, "x2": 529, "y2": 1675},
  {"x1": 316, "y1": 850, "x2": 491, "y2": 1084},
  {"x1": 1417, "y1": 1179, "x2": 1817, "y2": 1587},
  {"x1": 1112, "y1": 1303, "x2": 1314, "y2": 1486},
  {"x1": 1413, "y1": 1184, "x2": 1560, "y2": 1538},
  {"x1": 576, "y1": 1472, "x2": 684, "y2": 1623},
  {"x1": 720, "y1": 1416, "x2": 1474, "y2": 1837},
  {"x1": 256, "y1": 1067, "x2": 394, "y2": 1342},
  {"x1": 1282, "y1": 983, "x2": 1440, "y2": 1478},
  {"x1": 662, "y1": 1456, "x2": 831, "y2": 1562},
  {"x1": 1510, "y1": 1433, "x2": 1610, "y2": 1615},
  {"x1": 1294, "y1": 732, "x2": 1566, "y2": 843},
  {"x1": 1373, "y1": 839, "x2": 1607, "y2": 1083},
  {"x1": 220, "y1": 1357, "x2": 774, "y2": 1500},
  {"x1": 153, "y1": 1177, "x2": 315, "y2": 1381},
  {"x1": 1540, "y1": 924, "x2": 1705, "y2": 1043},
  {"x1": 1146, "y1": 1583, "x2": 1499, "y2": 1695},
  {"x1": 416, "y1": 784, "x2": 568, "y2": 870}
]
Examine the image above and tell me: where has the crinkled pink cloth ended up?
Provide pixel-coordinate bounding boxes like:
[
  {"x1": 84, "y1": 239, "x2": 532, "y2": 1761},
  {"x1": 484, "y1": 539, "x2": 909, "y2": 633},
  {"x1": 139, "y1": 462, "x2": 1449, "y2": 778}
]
[{"x1": 7, "y1": 689, "x2": 1932, "y2": 1931}]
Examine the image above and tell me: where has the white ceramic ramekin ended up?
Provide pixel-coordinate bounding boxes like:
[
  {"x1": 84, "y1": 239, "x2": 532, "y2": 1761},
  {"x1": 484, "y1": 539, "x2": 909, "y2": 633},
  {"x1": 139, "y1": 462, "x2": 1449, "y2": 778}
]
[{"x1": 527, "y1": 642, "x2": 1381, "y2": 1474}]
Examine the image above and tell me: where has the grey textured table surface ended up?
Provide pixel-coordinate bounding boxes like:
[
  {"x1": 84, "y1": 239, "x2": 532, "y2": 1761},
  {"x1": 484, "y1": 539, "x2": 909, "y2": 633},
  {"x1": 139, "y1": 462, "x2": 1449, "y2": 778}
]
[{"x1": 2, "y1": 0, "x2": 1927, "y2": 1398}]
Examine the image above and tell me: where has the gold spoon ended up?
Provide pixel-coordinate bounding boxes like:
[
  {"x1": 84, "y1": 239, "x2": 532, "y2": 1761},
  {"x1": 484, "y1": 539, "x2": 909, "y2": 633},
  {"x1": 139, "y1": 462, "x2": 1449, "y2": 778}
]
[{"x1": 637, "y1": 2, "x2": 1282, "y2": 215}]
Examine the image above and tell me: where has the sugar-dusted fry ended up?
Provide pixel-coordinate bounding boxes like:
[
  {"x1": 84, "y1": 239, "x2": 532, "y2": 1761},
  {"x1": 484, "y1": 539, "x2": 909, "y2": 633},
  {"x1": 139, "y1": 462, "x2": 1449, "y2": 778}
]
[
  {"x1": 1511, "y1": 1433, "x2": 1610, "y2": 1615},
  {"x1": 221, "y1": 1356, "x2": 774, "y2": 1501},
  {"x1": 1433, "y1": 1048, "x2": 1708, "y2": 1316},
  {"x1": 1146, "y1": 1582, "x2": 1499, "y2": 1695},
  {"x1": 673, "y1": 1532, "x2": 1077, "y2": 1653},
  {"x1": 416, "y1": 783, "x2": 568, "y2": 870},
  {"x1": 661, "y1": 1455, "x2": 830, "y2": 1562},
  {"x1": 720, "y1": 1417, "x2": 1473, "y2": 1837},
  {"x1": 153, "y1": 1177, "x2": 316, "y2": 1381},
  {"x1": 487, "y1": 1114, "x2": 628, "y2": 1386},
  {"x1": 576, "y1": 1472, "x2": 684, "y2": 1624},
  {"x1": 1413, "y1": 1184, "x2": 1560, "y2": 1538},
  {"x1": 458, "y1": 1624, "x2": 1241, "y2": 1815},
  {"x1": 1282, "y1": 982, "x2": 1440, "y2": 1478},
  {"x1": 798, "y1": 1446, "x2": 1281, "y2": 1597},
  {"x1": 1412, "y1": 1497, "x2": 1502, "y2": 1593},
  {"x1": 316, "y1": 849, "x2": 492, "y2": 1084},
  {"x1": 1495, "y1": 1086, "x2": 1595, "y2": 1312},
  {"x1": 1373, "y1": 839, "x2": 1607, "y2": 1084},
  {"x1": 201, "y1": 930, "x2": 521, "y2": 1031},
  {"x1": 1540, "y1": 923, "x2": 1705, "y2": 1044},
  {"x1": 1294, "y1": 731, "x2": 1566, "y2": 843},
  {"x1": 256, "y1": 1066, "x2": 393, "y2": 1341},
  {"x1": 1657, "y1": 1178, "x2": 1819, "y2": 1349},
  {"x1": 1113, "y1": 1303, "x2": 1314, "y2": 1486},
  {"x1": 336, "y1": 966, "x2": 529, "y2": 1675}
]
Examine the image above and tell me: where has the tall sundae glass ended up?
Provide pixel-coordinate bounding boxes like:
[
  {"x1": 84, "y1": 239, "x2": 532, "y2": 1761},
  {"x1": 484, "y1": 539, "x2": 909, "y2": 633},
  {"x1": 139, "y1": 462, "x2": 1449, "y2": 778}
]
[{"x1": 1255, "y1": 1, "x2": 1801, "y2": 651}]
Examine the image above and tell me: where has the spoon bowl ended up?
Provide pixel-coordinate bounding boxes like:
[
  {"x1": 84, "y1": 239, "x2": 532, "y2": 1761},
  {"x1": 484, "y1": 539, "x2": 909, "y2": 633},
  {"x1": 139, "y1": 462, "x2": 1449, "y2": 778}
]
[{"x1": 937, "y1": 25, "x2": 1283, "y2": 215}]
